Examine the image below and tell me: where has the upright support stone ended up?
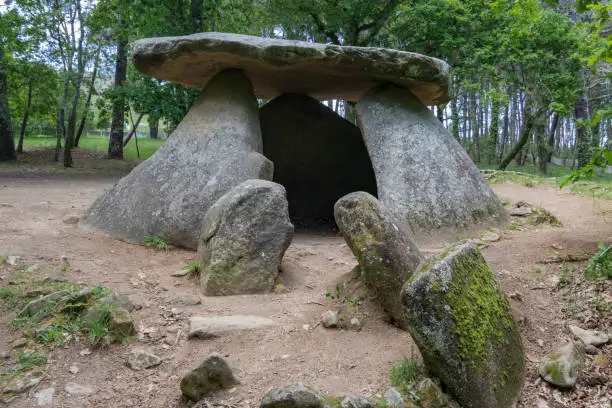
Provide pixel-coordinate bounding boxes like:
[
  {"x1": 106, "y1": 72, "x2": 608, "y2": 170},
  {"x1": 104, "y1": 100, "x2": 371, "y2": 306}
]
[
  {"x1": 334, "y1": 192, "x2": 422, "y2": 328},
  {"x1": 356, "y1": 85, "x2": 507, "y2": 243},
  {"x1": 80, "y1": 70, "x2": 272, "y2": 249}
]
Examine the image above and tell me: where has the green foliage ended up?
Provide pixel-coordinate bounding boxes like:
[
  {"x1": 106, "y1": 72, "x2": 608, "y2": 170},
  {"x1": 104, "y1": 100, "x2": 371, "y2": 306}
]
[
  {"x1": 585, "y1": 242, "x2": 611, "y2": 280},
  {"x1": 390, "y1": 357, "x2": 424, "y2": 402},
  {"x1": 557, "y1": 264, "x2": 571, "y2": 288},
  {"x1": 18, "y1": 352, "x2": 47, "y2": 370},
  {"x1": 143, "y1": 235, "x2": 169, "y2": 251},
  {"x1": 184, "y1": 260, "x2": 201, "y2": 277}
]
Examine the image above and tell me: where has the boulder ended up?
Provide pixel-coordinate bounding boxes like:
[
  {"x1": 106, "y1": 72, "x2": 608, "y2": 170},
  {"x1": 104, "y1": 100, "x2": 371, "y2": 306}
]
[
  {"x1": 334, "y1": 192, "x2": 422, "y2": 327},
  {"x1": 18, "y1": 290, "x2": 69, "y2": 317},
  {"x1": 81, "y1": 70, "x2": 273, "y2": 249},
  {"x1": 180, "y1": 353, "x2": 238, "y2": 401},
  {"x1": 261, "y1": 94, "x2": 377, "y2": 230},
  {"x1": 356, "y1": 85, "x2": 507, "y2": 243},
  {"x1": 198, "y1": 179, "x2": 294, "y2": 296},
  {"x1": 132, "y1": 32, "x2": 450, "y2": 105},
  {"x1": 340, "y1": 395, "x2": 374, "y2": 408},
  {"x1": 187, "y1": 315, "x2": 276, "y2": 339},
  {"x1": 414, "y1": 378, "x2": 460, "y2": 408},
  {"x1": 260, "y1": 383, "x2": 326, "y2": 408},
  {"x1": 401, "y1": 241, "x2": 524, "y2": 408},
  {"x1": 538, "y1": 341, "x2": 586, "y2": 388}
]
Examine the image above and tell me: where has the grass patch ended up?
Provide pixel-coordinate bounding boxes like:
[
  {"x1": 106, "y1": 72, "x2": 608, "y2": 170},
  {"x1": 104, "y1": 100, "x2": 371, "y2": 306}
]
[
  {"x1": 586, "y1": 242, "x2": 611, "y2": 280},
  {"x1": 184, "y1": 260, "x2": 201, "y2": 277},
  {"x1": 143, "y1": 235, "x2": 169, "y2": 251},
  {"x1": 14, "y1": 135, "x2": 165, "y2": 160},
  {"x1": 562, "y1": 176, "x2": 612, "y2": 200},
  {"x1": 18, "y1": 352, "x2": 47, "y2": 370},
  {"x1": 390, "y1": 357, "x2": 425, "y2": 402}
]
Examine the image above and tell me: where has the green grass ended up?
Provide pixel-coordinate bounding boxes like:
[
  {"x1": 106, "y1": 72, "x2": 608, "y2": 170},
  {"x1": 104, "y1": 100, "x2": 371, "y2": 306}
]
[
  {"x1": 15, "y1": 134, "x2": 165, "y2": 160},
  {"x1": 184, "y1": 260, "x2": 201, "y2": 277},
  {"x1": 143, "y1": 235, "x2": 169, "y2": 251},
  {"x1": 18, "y1": 352, "x2": 48, "y2": 370},
  {"x1": 390, "y1": 357, "x2": 425, "y2": 402}
]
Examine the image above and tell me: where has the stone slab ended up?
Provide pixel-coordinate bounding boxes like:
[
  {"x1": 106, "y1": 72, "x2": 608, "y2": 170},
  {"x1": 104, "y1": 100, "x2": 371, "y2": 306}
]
[
  {"x1": 188, "y1": 315, "x2": 276, "y2": 339},
  {"x1": 132, "y1": 32, "x2": 450, "y2": 105}
]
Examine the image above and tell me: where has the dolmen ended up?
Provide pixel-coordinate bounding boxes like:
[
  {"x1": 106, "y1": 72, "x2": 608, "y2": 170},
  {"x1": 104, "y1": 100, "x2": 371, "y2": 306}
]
[{"x1": 81, "y1": 32, "x2": 506, "y2": 251}]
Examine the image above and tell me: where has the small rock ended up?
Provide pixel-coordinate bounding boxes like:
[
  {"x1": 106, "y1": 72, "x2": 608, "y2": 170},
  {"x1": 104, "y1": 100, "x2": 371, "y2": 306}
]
[
  {"x1": 127, "y1": 349, "x2": 162, "y2": 370},
  {"x1": 509, "y1": 207, "x2": 533, "y2": 216},
  {"x1": 26, "y1": 264, "x2": 40, "y2": 273},
  {"x1": 167, "y1": 294, "x2": 201, "y2": 306},
  {"x1": 19, "y1": 290, "x2": 69, "y2": 317},
  {"x1": 384, "y1": 388, "x2": 406, "y2": 407},
  {"x1": 537, "y1": 339, "x2": 545, "y2": 348},
  {"x1": 0, "y1": 350, "x2": 9, "y2": 360},
  {"x1": 585, "y1": 345, "x2": 600, "y2": 355},
  {"x1": 65, "y1": 382, "x2": 95, "y2": 396},
  {"x1": 171, "y1": 269, "x2": 189, "y2": 277},
  {"x1": 108, "y1": 308, "x2": 137, "y2": 337},
  {"x1": 79, "y1": 349, "x2": 92, "y2": 356},
  {"x1": 62, "y1": 216, "x2": 80, "y2": 225},
  {"x1": 0, "y1": 202, "x2": 14, "y2": 207},
  {"x1": 480, "y1": 231, "x2": 501, "y2": 242},
  {"x1": 349, "y1": 317, "x2": 362, "y2": 331},
  {"x1": 180, "y1": 353, "x2": 238, "y2": 401},
  {"x1": 69, "y1": 364, "x2": 79, "y2": 374},
  {"x1": 6, "y1": 255, "x2": 20, "y2": 265},
  {"x1": 538, "y1": 341, "x2": 586, "y2": 388},
  {"x1": 414, "y1": 378, "x2": 460, "y2": 408},
  {"x1": 260, "y1": 383, "x2": 325, "y2": 408},
  {"x1": 509, "y1": 292, "x2": 523, "y2": 301},
  {"x1": 569, "y1": 325, "x2": 610, "y2": 347},
  {"x1": 591, "y1": 354, "x2": 609, "y2": 368},
  {"x1": 340, "y1": 395, "x2": 374, "y2": 408},
  {"x1": 10, "y1": 337, "x2": 28, "y2": 349},
  {"x1": 4, "y1": 373, "x2": 42, "y2": 394},
  {"x1": 34, "y1": 387, "x2": 55, "y2": 406},
  {"x1": 59, "y1": 255, "x2": 69, "y2": 264},
  {"x1": 322, "y1": 311, "x2": 339, "y2": 328}
]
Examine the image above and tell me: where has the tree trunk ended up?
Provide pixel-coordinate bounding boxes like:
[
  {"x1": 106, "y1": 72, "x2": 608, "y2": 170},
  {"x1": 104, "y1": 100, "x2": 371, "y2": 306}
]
[
  {"x1": 149, "y1": 117, "x2": 159, "y2": 139},
  {"x1": 108, "y1": 38, "x2": 128, "y2": 159},
  {"x1": 489, "y1": 99, "x2": 500, "y2": 164},
  {"x1": 451, "y1": 95, "x2": 460, "y2": 141},
  {"x1": 546, "y1": 113, "x2": 559, "y2": 163},
  {"x1": 0, "y1": 70, "x2": 15, "y2": 161},
  {"x1": 123, "y1": 113, "x2": 144, "y2": 146},
  {"x1": 190, "y1": 0, "x2": 204, "y2": 31},
  {"x1": 499, "y1": 96, "x2": 536, "y2": 170},
  {"x1": 17, "y1": 80, "x2": 33, "y2": 154},
  {"x1": 534, "y1": 113, "x2": 548, "y2": 174},
  {"x1": 470, "y1": 91, "x2": 480, "y2": 162},
  {"x1": 54, "y1": 75, "x2": 70, "y2": 162},
  {"x1": 437, "y1": 104, "x2": 445, "y2": 124},
  {"x1": 574, "y1": 94, "x2": 590, "y2": 168},
  {"x1": 498, "y1": 102, "x2": 509, "y2": 162},
  {"x1": 75, "y1": 47, "x2": 101, "y2": 147}
]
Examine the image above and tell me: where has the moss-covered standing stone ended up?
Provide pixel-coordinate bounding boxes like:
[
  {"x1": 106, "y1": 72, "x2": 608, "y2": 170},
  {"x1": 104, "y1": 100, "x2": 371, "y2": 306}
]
[
  {"x1": 334, "y1": 192, "x2": 422, "y2": 328},
  {"x1": 401, "y1": 241, "x2": 524, "y2": 408}
]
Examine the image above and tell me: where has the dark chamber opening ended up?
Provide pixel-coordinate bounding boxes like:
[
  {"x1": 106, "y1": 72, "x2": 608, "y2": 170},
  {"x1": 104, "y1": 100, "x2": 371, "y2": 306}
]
[{"x1": 260, "y1": 93, "x2": 378, "y2": 231}]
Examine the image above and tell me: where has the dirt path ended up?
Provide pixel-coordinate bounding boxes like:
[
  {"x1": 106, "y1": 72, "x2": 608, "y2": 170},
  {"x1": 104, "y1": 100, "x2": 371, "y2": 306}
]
[{"x1": 0, "y1": 173, "x2": 610, "y2": 408}]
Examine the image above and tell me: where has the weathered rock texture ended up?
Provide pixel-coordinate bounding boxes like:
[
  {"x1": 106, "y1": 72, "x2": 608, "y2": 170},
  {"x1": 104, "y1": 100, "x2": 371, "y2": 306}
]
[
  {"x1": 538, "y1": 341, "x2": 586, "y2": 388},
  {"x1": 180, "y1": 353, "x2": 238, "y2": 401},
  {"x1": 198, "y1": 180, "x2": 294, "y2": 295},
  {"x1": 261, "y1": 94, "x2": 377, "y2": 230},
  {"x1": 401, "y1": 241, "x2": 524, "y2": 408},
  {"x1": 335, "y1": 192, "x2": 422, "y2": 328},
  {"x1": 81, "y1": 70, "x2": 272, "y2": 249},
  {"x1": 260, "y1": 383, "x2": 326, "y2": 408},
  {"x1": 132, "y1": 32, "x2": 450, "y2": 105},
  {"x1": 357, "y1": 85, "x2": 507, "y2": 243},
  {"x1": 188, "y1": 315, "x2": 276, "y2": 339}
]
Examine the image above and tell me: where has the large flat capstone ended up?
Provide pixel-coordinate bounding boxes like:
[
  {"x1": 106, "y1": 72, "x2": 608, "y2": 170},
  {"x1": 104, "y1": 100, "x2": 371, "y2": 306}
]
[
  {"x1": 80, "y1": 70, "x2": 272, "y2": 249},
  {"x1": 132, "y1": 32, "x2": 450, "y2": 105}
]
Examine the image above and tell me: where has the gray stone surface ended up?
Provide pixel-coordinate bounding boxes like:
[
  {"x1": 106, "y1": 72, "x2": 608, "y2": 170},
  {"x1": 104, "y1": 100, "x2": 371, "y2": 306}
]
[
  {"x1": 127, "y1": 349, "x2": 162, "y2": 370},
  {"x1": 321, "y1": 311, "x2": 339, "y2": 328},
  {"x1": 132, "y1": 32, "x2": 450, "y2": 105},
  {"x1": 401, "y1": 241, "x2": 524, "y2": 408},
  {"x1": 64, "y1": 382, "x2": 96, "y2": 396},
  {"x1": 180, "y1": 353, "x2": 238, "y2": 401},
  {"x1": 260, "y1": 383, "x2": 326, "y2": 408},
  {"x1": 261, "y1": 94, "x2": 377, "y2": 230},
  {"x1": 198, "y1": 179, "x2": 294, "y2": 296},
  {"x1": 414, "y1": 378, "x2": 460, "y2": 408},
  {"x1": 340, "y1": 395, "x2": 374, "y2": 408},
  {"x1": 18, "y1": 290, "x2": 69, "y2": 317},
  {"x1": 81, "y1": 70, "x2": 273, "y2": 249},
  {"x1": 384, "y1": 388, "x2": 405, "y2": 407},
  {"x1": 334, "y1": 192, "x2": 422, "y2": 328},
  {"x1": 356, "y1": 85, "x2": 507, "y2": 244},
  {"x1": 569, "y1": 325, "x2": 610, "y2": 347},
  {"x1": 538, "y1": 341, "x2": 586, "y2": 388},
  {"x1": 188, "y1": 315, "x2": 276, "y2": 339}
]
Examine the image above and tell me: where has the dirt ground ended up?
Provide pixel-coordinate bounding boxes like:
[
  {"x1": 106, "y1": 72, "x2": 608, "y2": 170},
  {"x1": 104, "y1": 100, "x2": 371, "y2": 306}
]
[{"x1": 0, "y1": 151, "x2": 610, "y2": 408}]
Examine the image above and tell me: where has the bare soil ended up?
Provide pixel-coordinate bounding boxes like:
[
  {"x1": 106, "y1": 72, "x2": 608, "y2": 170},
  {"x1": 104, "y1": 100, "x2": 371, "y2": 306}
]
[{"x1": 0, "y1": 153, "x2": 610, "y2": 408}]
